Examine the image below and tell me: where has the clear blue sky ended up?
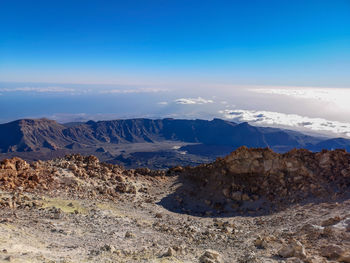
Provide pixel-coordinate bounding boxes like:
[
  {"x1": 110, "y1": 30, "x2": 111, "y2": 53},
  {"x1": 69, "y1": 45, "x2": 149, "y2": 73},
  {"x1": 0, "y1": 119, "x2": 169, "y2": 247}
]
[{"x1": 0, "y1": 0, "x2": 349, "y2": 87}]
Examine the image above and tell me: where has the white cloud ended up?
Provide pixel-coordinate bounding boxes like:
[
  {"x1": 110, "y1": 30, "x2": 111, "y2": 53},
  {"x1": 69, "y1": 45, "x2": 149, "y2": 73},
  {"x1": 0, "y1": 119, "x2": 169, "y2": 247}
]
[
  {"x1": 250, "y1": 87, "x2": 350, "y2": 110},
  {"x1": 0, "y1": 87, "x2": 76, "y2": 93},
  {"x1": 157, "y1": 101, "x2": 168, "y2": 105},
  {"x1": 100, "y1": 88, "x2": 168, "y2": 94},
  {"x1": 174, "y1": 97, "x2": 214, "y2": 105},
  {"x1": 220, "y1": 109, "x2": 350, "y2": 138}
]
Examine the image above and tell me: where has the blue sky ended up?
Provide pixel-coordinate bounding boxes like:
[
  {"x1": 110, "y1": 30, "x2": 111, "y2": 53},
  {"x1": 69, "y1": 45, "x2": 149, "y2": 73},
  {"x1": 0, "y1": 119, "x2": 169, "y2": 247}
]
[
  {"x1": 1, "y1": 0, "x2": 349, "y2": 86},
  {"x1": 1, "y1": 1, "x2": 350, "y2": 138}
]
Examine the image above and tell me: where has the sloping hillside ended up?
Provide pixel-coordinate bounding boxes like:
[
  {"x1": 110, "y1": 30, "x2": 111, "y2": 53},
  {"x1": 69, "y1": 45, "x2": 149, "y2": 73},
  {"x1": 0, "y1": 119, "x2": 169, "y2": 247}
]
[{"x1": 0, "y1": 119, "x2": 70, "y2": 152}]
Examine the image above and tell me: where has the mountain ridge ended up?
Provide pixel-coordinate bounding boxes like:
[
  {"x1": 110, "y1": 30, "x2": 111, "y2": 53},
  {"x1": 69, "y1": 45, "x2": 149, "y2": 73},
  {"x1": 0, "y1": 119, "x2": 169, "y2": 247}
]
[{"x1": 1, "y1": 117, "x2": 350, "y2": 167}]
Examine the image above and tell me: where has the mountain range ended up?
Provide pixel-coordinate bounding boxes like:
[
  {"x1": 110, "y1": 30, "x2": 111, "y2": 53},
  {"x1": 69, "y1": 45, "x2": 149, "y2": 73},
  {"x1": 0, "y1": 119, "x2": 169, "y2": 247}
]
[{"x1": 1, "y1": 118, "x2": 349, "y2": 168}]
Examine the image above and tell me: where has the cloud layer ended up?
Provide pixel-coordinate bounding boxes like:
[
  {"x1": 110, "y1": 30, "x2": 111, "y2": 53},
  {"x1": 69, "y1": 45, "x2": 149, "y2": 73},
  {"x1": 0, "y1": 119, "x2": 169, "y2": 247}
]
[
  {"x1": 0, "y1": 87, "x2": 75, "y2": 93},
  {"x1": 100, "y1": 88, "x2": 168, "y2": 94},
  {"x1": 250, "y1": 87, "x2": 350, "y2": 111},
  {"x1": 174, "y1": 97, "x2": 214, "y2": 105},
  {"x1": 220, "y1": 109, "x2": 350, "y2": 138},
  {"x1": 0, "y1": 86, "x2": 170, "y2": 95}
]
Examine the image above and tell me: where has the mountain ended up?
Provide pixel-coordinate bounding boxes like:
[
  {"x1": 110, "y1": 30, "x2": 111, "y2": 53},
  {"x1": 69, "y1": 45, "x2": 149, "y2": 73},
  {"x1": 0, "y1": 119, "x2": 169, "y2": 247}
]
[
  {"x1": 1, "y1": 117, "x2": 350, "y2": 167},
  {"x1": 311, "y1": 137, "x2": 350, "y2": 152},
  {"x1": 0, "y1": 118, "x2": 70, "y2": 152}
]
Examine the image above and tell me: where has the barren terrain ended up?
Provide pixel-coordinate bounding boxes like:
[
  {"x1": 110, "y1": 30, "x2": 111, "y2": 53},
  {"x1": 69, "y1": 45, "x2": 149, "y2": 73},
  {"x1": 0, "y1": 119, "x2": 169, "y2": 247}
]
[{"x1": 0, "y1": 148, "x2": 349, "y2": 263}]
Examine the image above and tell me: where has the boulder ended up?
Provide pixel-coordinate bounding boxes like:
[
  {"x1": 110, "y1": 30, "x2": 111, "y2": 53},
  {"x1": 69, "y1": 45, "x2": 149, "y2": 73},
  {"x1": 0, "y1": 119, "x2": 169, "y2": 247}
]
[
  {"x1": 320, "y1": 244, "x2": 344, "y2": 260},
  {"x1": 199, "y1": 249, "x2": 223, "y2": 263},
  {"x1": 278, "y1": 240, "x2": 306, "y2": 259}
]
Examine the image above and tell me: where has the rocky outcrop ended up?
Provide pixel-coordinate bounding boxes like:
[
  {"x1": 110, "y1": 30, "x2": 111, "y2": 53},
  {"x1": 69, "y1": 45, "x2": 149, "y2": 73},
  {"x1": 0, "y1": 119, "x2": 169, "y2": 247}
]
[
  {"x1": 0, "y1": 154, "x2": 165, "y2": 204},
  {"x1": 0, "y1": 157, "x2": 53, "y2": 191},
  {"x1": 2, "y1": 147, "x2": 350, "y2": 215},
  {"x1": 167, "y1": 146, "x2": 350, "y2": 215}
]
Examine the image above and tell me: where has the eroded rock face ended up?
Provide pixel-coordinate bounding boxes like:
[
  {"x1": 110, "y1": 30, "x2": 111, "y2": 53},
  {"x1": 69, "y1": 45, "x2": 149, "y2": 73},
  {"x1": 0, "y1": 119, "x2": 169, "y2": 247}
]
[{"x1": 168, "y1": 146, "x2": 350, "y2": 214}]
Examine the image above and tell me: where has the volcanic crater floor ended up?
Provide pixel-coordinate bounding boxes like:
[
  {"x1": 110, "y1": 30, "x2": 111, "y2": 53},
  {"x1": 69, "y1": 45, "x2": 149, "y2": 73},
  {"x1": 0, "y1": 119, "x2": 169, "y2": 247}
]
[{"x1": 0, "y1": 151, "x2": 350, "y2": 263}]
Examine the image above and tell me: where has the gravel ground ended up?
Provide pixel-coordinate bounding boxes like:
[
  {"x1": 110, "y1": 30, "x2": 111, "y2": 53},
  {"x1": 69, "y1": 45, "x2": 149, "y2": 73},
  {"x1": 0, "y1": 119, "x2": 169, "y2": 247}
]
[
  {"x1": 0, "y1": 152, "x2": 349, "y2": 263},
  {"x1": 0, "y1": 179, "x2": 349, "y2": 263}
]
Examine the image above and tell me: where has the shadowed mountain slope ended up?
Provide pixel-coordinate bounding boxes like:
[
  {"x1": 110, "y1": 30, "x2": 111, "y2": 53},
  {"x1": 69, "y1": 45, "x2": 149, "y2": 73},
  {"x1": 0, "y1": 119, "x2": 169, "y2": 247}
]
[
  {"x1": 0, "y1": 119, "x2": 70, "y2": 152},
  {"x1": 1, "y1": 118, "x2": 350, "y2": 160}
]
